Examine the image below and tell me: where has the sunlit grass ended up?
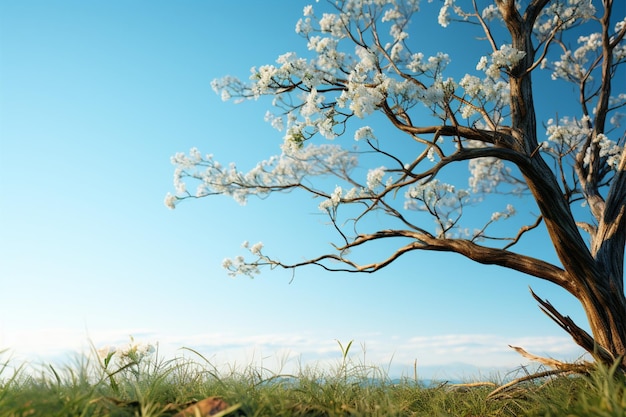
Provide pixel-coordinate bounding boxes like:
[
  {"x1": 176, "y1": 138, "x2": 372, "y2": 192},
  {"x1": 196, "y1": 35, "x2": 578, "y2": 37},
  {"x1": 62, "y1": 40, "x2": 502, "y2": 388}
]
[{"x1": 0, "y1": 342, "x2": 624, "y2": 416}]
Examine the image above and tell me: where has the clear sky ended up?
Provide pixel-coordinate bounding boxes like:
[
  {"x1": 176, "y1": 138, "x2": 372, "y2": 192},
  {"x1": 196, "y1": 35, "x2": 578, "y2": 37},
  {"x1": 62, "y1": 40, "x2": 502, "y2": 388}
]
[{"x1": 0, "y1": 0, "x2": 593, "y2": 379}]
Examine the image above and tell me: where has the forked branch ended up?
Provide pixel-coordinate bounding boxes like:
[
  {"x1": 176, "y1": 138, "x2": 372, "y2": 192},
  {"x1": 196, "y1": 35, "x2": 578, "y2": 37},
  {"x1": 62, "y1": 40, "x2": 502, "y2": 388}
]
[{"x1": 530, "y1": 288, "x2": 619, "y2": 367}]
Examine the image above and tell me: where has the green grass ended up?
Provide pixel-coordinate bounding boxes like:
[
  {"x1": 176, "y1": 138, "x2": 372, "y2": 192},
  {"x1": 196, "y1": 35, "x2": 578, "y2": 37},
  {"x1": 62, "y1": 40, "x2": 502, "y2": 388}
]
[{"x1": 0, "y1": 345, "x2": 624, "y2": 417}]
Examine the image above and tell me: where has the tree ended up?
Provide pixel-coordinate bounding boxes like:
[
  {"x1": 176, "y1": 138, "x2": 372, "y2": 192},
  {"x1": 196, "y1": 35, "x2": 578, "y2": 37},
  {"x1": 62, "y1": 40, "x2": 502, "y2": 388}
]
[{"x1": 166, "y1": 0, "x2": 626, "y2": 367}]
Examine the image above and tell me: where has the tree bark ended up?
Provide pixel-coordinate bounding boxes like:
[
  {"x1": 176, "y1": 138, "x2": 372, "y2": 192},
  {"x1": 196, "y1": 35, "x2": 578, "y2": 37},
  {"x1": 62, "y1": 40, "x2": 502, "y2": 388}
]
[{"x1": 500, "y1": 2, "x2": 626, "y2": 367}]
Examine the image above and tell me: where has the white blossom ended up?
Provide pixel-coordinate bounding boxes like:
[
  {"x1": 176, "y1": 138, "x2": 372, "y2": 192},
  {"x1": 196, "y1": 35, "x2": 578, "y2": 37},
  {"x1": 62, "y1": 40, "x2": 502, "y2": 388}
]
[
  {"x1": 301, "y1": 88, "x2": 324, "y2": 117},
  {"x1": 407, "y1": 52, "x2": 450, "y2": 75},
  {"x1": 222, "y1": 255, "x2": 260, "y2": 277},
  {"x1": 264, "y1": 111, "x2": 284, "y2": 131},
  {"x1": 318, "y1": 13, "x2": 345, "y2": 37},
  {"x1": 476, "y1": 56, "x2": 488, "y2": 71},
  {"x1": 382, "y1": 7, "x2": 402, "y2": 22},
  {"x1": 404, "y1": 179, "x2": 466, "y2": 211},
  {"x1": 366, "y1": 166, "x2": 386, "y2": 190},
  {"x1": 481, "y1": 5, "x2": 500, "y2": 21},
  {"x1": 491, "y1": 204, "x2": 516, "y2": 222},
  {"x1": 354, "y1": 126, "x2": 376, "y2": 141},
  {"x1": 534, "y1": 1, "x2": 596, "y2": 41},
  {"x1": 250, "y1": 241, "x2": 264, "y2": 255},
  {"x1": 342, "y1": 80, "x2": 386, "y2": 118},
  {"x1": 164, "y1": 193, "x2": 177, "y2": 209},
  {"x1": 169, "y1": 144, "x2": 358, "y2": 207},
  {"x1": 296, "y1": 17, "x2": 313, "y2": 35},
  {"x1": 438, "y1": 0, "x2": 454, "y2": 27},
  {"x1": 477, "y1": 44, "x2": 526, "y2": 79},
  {"x1": 98, "y1": 337, "x2": 156, "y2": 367},
  {"x1": 583, "y1": 133, "x2": 623, "y2": 169},
  {"x1": 97, "y1": 345, "x2": 116, "y2": 361},
  {"x1": 319, "y1": 185, "x2": 343, "y2": 211},
  {"x1": 610, "y1": 113, "x2": 624, "y2": 128},
  {"x1": 355, "y1": 46, "x2": 378, "y2": 71}
]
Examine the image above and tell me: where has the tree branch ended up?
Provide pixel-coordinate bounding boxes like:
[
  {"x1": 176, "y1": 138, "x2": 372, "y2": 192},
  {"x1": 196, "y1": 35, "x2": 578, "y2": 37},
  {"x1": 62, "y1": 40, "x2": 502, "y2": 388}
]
[
  {"x1": 262, "y1": 229, "x2": 571, "y2": 291},
  {"x1": 530, "y1": 288, "x2": 619, "y2": 367}
]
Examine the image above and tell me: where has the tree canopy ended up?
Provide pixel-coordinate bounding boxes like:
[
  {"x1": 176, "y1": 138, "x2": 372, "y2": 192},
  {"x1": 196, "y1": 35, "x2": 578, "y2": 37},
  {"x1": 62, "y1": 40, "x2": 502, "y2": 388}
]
[{"x1": 167, "y1": 0, "x2": 626, "y2": 366}]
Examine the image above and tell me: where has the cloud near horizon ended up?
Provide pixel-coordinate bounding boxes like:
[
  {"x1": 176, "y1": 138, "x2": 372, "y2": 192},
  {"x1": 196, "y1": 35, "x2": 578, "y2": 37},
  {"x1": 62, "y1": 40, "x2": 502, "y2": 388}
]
[{"x1": 1, "y1": 327, "x2": 587, "y2": 378}]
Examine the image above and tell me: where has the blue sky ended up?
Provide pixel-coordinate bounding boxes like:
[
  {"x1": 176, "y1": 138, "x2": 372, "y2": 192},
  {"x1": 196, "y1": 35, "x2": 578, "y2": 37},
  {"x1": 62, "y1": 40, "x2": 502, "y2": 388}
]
[{"x1": 0, "y1": 1, "x2": 592, "y2": 378}]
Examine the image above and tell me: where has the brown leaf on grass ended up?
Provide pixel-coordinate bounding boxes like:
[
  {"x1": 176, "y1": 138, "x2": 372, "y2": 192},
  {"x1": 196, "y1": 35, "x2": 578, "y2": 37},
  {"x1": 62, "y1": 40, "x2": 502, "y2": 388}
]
[{"x1": 172, "y1": 396, "x2": 236, "y2": 417}]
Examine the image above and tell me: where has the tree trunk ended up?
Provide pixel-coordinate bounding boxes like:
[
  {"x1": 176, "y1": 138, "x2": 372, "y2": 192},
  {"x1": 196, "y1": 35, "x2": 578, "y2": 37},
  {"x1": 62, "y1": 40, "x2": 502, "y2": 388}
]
[
  {"x1": 579, "y1": 278, "x2": 626, "y2": 366},
  {"x1": 501, "y1": 4, "x2": 626, "y2": 367}
]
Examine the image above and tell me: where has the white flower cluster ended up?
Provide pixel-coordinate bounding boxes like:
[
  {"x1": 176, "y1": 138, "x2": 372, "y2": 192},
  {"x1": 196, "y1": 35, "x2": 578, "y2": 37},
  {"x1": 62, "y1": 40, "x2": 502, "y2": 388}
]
[
  {"x1": 468, "y1": 156, "x2": 513, "y2": 194},
  {"x1": 296, "y1": 5, "x2": 347, "y2": 38},
  {"x1": 264, "y1": 111, "x2": 284, "y2": 131},
  {"x1": 242, "y1": 240, "x2": 264, "y2": 256},
  {"x1": 490, "y1": 204, "x2": 516, "y2": 222},
  {"x1": 584, "y1": 134, "x2": 623, "y2": 169},
  {"x1": 299, "y1": 2, "x2": 449, "y2": 128},
  {"x1": 477, "y1": 44, "x2": 526, "y2": 79},
  {"x1": 222, "y1": 255, "x2": 260, "y2": 277},
  {"x1": 319, "y1": 185, "x2": 344, "y2": 211},
  {"x1": 457, "y1": 45, "x2": 523, "y2": 119},
  {"x1": 404, "y1": 179, "x2": 471, "y2": 237},
  {"x1": 615, "y1": 18, "x2": 626, "y2": 61},
  {"x1": 166, "y1": 144, "x2": 359, "y2": 209},
  {"x1": 534, "y1": 0, "x2": 596, "y2": 41},
  {"x1": 366, "y1": 166, "x2": 388, "y2": 190},
  {"x1": 419, "y1": 77, "x2": 457, "y2": 108},
  {"x1": 549, "y1": 25, "x2": 626, "y2": 82},
  {"x1": 380, "y1": 1, "x2": 420, "y2": 61},
  {"x1": 543, "y1": 116, "x2": 623, "y2": 169},
  {"x1": 481, "y1": 4, "x2": 500, "y2": 21},
  {"x1": 404, "y1": 179, "x2": 469, "y2": 212},
  {"x1": 406, "y1": 52, "x2": 451, "y2": 76},
  {"x1": 437, "y1": 0, "x2": 467, "y2": 28},
  {"x1": 97, "y1": 338, "x2": 156, "y2": 366},
  {"x1": 307, "y1": 36, "x2": 345, "y2": 70},
  {"x1": 545, "y1": 115, "x2": 591, "y2": 148},
  {"x1": 354, "y1": 126, "x2": 376, "y2": 141},
  {"x1": 608, "y1": 93, "x2": 626, "y2": 128},
  {"x1": 301, "y1": 88, "x2": 324, "y2": 118},
  {"x1": 338, "y1": 77, "x2": 385, "y2": 119},
  {"x1": 222, "y1": 241, "x2": 266, "y2": 276},
  {"x1": 458, "y1": 74, "x2": 509, "y2": 119}
]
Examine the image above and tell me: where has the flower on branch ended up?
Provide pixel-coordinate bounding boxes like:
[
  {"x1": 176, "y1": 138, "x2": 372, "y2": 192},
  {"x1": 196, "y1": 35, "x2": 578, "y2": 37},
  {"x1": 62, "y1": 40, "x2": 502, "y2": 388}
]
[
  {"x1": 167, "y1": 144, "x2": 358, "y2": 209},
  {"x1": 542, "y1": 115, "x2": 623, "y2": 167},
  {"x1": 366, "y1": 166, "x2": 387, "y2": 191},
  {"x1": 533, "y1": 1, "x2": 596, "y2": 41},
  {"x1": 319, "y1": 185, "x2": 343, "y2": 211},
  {"x1": 354, "y1": 126, "x2": 376, "y2": 141},
  {"x1": 250, "y1": 241, "x2": 264, "y2": 255},
  {"x1": 476, "y1": 44, "x2": 526, "y2": 79},
  {"x1": 490, "y1": 204, "x2": 516, "y2": 222}
]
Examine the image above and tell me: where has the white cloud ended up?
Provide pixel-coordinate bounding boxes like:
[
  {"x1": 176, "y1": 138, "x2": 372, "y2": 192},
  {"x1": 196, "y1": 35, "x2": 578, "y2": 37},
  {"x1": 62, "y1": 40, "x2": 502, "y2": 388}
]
[{"x1": 0, "y1": 327, "x2": 587, "y2": 380}]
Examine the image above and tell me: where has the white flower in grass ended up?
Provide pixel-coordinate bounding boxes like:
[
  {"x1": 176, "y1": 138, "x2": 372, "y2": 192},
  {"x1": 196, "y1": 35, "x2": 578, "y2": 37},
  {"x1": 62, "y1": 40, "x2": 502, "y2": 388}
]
[
  {"x1": 97, "y1": 345, "x2": 116, "y2": 361},
  {"x1": 118, "y1": 340, "x2": 155, "y2": 360}
]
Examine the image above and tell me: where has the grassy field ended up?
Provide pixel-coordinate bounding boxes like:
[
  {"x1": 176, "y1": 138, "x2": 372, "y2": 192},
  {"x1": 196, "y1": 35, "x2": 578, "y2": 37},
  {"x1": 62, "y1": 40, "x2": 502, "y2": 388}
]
[{"x1": 1, "y1": 342, "x2": 625, "y2": 417}]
